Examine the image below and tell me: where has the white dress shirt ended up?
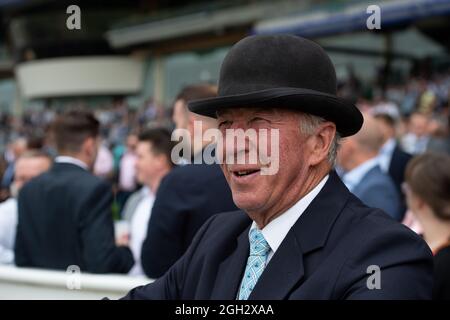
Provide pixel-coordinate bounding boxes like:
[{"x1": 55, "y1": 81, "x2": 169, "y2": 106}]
[
  {"x1": 128, "y1": 187, "x2": 155, "y2": 276},
  {"x1": 0, "y1": 198, "x2": 17, "y2": 264},
  {"x1": 342, "y1": 157, "x2": 379, "y2": 192},
  {"x1": 378, "y1": 138, "x2": 396, "y2": 173},
  {"x1": 55, "y1": 156, "x2": 88, "y2": 170},
  {"x1": 249, "y1": 174, "x2": 329, "y2": 265}
]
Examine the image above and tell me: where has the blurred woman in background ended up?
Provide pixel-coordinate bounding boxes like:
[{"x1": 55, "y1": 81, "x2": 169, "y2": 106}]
[{"x1": 404, "y1": 152, "x2": 450, "y2": 300}]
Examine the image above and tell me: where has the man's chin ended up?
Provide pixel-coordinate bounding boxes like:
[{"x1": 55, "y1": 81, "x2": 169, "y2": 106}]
[{"x1": 231, "y1": 194, "x2": 263, "y2": 213}]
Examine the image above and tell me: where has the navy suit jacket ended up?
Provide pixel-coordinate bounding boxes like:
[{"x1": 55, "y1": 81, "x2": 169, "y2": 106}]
[
  {"x1": 389, "y1": 145, "x2": 413, "y2": 215},
  {"x1": 141, "y1": 162, "x2": 237, "y2": 278},
  {"x1": 15, "y1": 162, "x2": 134, "y2": 273},
  {"x1": 388, "y1": 145, "x2": 412, "y2": 193},
  {"x1": 352, "y1": 165, "x2": 403, "y2": 221},
  {"x1": 123, "y1": 171, "x2": 433, "y2": 300}
]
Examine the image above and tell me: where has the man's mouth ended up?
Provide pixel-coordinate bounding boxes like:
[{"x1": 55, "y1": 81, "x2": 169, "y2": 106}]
[
  {"x1": 229, "y1": 167, "x2": 261, "y2": 179},
  {"x1": 233, "y1": 169, "x2": 260, "y2": 177}
]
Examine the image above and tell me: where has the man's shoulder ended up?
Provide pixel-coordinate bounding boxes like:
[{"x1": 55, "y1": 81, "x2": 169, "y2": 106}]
[
  {"x1": 393, "y1": 145, "x2": 413, "y2": 161},
  {"x1": 196, "y1": 210, "x2": 250, "y2": 241},
  {"x1": 163, "y1": 163, "x2": 225, "y2": 186},
  {"x1": 22, "y1": 165, "x2": 106, "y2": 195},
  {"x1": 342, "y1": 194, "x2": 430, "y2": 256},
  {"x1": 361, "y1": 166, "x2": 397, "y2": 190},
  {"x1": 172, "y1": 162, "x2": 222, "y2": 177}
]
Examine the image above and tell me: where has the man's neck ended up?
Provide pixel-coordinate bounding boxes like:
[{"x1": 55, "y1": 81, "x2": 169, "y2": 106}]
[
  {"x1": 146, "y1": 168, "x2": 171, "y2": 194},
  {"x1": 251, "y1": 164, "x2": 330, "y2": 229},
  {"x1": 56, "y1": 154, "x2": 89, "y2": 170}
]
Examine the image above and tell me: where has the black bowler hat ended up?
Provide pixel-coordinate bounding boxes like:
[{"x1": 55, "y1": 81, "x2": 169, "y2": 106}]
[{"x1": 188, "y1": 34, "x2": 363, "y2": 137}]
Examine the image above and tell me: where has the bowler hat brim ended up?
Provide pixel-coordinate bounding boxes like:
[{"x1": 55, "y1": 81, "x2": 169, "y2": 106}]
[{"x1": 188, "y1": 87, "x2": 363, "y2": 137}]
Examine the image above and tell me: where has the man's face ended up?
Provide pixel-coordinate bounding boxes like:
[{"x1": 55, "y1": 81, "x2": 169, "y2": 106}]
[
  {"x1": 14, "y1": 157, "x2": 51, "y2": 191},
  {"x1": 217, "y1": 108, "x2": 313, "y2": 216},
  {"x1": 374, "y1": 118, "x2": 394, "y2": 142},
  {"x1": 135, "y1": 141, "x2": 160, "y2": 186},
  {"x1": 409, "y1": 114, "x2": 429, "y2": 137},
  {"x1": 127, "y1": 135, "x2": 138, "y2": 153}
]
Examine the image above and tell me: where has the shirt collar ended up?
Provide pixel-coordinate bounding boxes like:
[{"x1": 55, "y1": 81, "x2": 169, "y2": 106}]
[
  {"x1": 379, "y1": 138, "x2": 396, "y2": 156},
  {"x1": 377, "y1": 138, "x2": 396, "y2": 172},
  {"x1": 249, "y1": 174, "x2": 329, "y2": 255},
  {"x1": 342, "y1": 157, "x2": 379, "y2": 192},
  {"x1": 55, "y1": 156, "x2": 88, "y2": 170}
]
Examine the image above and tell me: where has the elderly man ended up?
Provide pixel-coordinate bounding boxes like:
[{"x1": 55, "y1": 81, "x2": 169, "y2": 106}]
[{"x1": 122, "y1": 35, "x2": 432, "y2": 300}]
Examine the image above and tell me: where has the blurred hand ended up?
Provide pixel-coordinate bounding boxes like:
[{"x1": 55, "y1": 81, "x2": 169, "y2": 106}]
[{"x1": 116, "y1": 234, "x2": 129, "y2": 247}]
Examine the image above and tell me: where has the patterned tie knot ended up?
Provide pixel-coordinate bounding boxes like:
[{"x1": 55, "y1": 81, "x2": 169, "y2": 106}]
[{"x1": 249, "y1": 229, "x2": 270, "y2": 257}]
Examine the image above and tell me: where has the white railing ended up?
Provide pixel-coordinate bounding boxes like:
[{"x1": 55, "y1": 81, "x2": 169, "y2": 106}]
[{"x1": 0, "y1": 265, "x2": 153, "y2": 300}]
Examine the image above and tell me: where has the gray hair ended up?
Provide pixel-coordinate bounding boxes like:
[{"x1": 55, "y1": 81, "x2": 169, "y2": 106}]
[{"x1": 299, "y1": 113, "x2": 341, "y2": 167}]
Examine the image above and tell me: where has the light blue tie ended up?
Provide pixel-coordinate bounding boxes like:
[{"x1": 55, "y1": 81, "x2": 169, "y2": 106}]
[{"x1": 237, "y1": 228, "x2": 271, "y2": 300}]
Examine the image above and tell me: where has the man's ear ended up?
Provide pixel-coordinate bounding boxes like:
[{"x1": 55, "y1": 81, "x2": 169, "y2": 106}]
[
  {"x1": 155, "y1": 153, "x2": 169, "y2": 169},
  {"x1": 82, "y1": 136, "x2": 96, "y2": 157},
  {"x1": 414, "y1": 194, "x2": 427, "y2": 211},
  {"x1": 308, "y1": 123, "x2": 336, "y2": 166},
  {"x1": 187, "y1": 112, "x2": 196, "y2": 132}
]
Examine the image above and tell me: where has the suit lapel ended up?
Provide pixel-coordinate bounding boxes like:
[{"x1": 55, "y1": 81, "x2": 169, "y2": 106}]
[
  {"x1": 389, "y1": 145, "x2": 400, "y2": 176},
  {"x1": 249, "y1": 230, "x2": 304, "y2": 300},
  {"x1": 210, "y1": 222, "x2": 251, "y2": 299},
  {"x1": 249, "y1": 171, "x2": 350, "y2": 300}
]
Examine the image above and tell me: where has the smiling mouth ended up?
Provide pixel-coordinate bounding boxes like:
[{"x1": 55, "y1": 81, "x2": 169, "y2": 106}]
[{"x1": 232, "y1": 169, "x2": 260, "y2": 177}]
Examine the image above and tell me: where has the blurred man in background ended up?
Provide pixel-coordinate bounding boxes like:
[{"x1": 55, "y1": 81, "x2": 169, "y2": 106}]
[
  {"x1": 140, "y1": 84, "x2": 237, "y2": 278},
  {"x1": 122, "y1": 128, "x2": 175, "y2": 276},
  {"x1": 402, "y1": 112, "x2": 431, "y2": 155},
  {"x1": 374, "y1": 112, "x2": 412, "y2": 215},
  {"x1": 0, "y1": 151, "x2": 52, "y2": 264},
  {"x1": 338, "y1": 114, "x2": 403, "y2": 221},
  {"x1": 374, "y1": 113, "x2": 413, "y2": 188},
  {"x1": 15, "y1": 110, "x2": 134, "y2": 273}
]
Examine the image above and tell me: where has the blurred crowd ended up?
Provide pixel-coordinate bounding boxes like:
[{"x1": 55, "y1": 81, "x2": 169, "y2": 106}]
[
  {"x1": 0, "y1": 65, "x2": 449, "y2": 298},
  {"x1": 0, "y1": 97, "x2": 172, "y2": 204}
]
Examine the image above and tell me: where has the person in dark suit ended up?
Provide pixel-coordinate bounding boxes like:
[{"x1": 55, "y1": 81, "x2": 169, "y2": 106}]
[
  {"x1": 123, "y1": 35, "x2": 432, "y2": 299},
  {"x1": 374, "y1": 113, "x2": 413, "y2": 215},
  {"x1": 140, "y1": 85, "x2": 237, "y2": 278},
  {"x1": 15, "y1": 110, "x2": 134, "y2": 273},
  {"x1": 338, "y1": 114, "x2": 403, "y2": 221},
  {"x1": 403, "y1": 152, "x2": 450, "y2": 300}
]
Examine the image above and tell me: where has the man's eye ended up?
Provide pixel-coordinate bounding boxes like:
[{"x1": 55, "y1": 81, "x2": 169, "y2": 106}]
[
  {"x1": 250, "y1": 117, "x2": 268, "y2": 124},
  {"x1": 218, "y1": 120, "x2": 231, "y2": 128}
]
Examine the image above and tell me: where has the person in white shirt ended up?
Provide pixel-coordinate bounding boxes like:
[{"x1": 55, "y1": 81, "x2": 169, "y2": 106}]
[
  {"x1": 0, "y1": 150, "x2": 52, "y2": 264},
  {"x1": 123, "y1": 128, "x2": 175, "y2": 276},
  {"x1": 93, "y1": 141, "x2": 114, "y2": 179}
]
